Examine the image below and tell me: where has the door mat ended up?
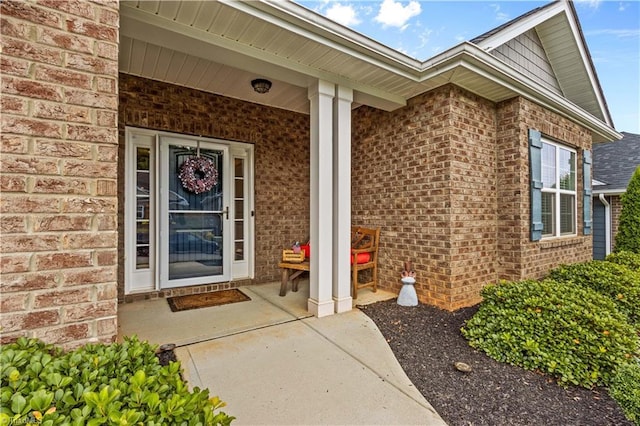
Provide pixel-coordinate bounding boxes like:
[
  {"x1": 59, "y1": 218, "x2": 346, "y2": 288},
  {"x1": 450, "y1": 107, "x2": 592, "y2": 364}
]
[{"x1": 167, "y1": 289, "x2": 251, "y2": 312}]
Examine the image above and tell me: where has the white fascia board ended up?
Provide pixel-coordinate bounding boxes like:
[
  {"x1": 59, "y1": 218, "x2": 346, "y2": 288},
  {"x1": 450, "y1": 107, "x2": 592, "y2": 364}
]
[
  {"x1": 472, "y1": 0, "x2": 613, "y2": 129},
  {"x1": 593, "y1": 188, "x2": 625, "y2": 196},
  {"x1": 220, "y1": 0, "x2": 422, "y2": 78},
  {"x1": 473, "y1": 1, "x2": 565, "y2": 51},
  {"x1": 120, "y1": 2, "x2": 619, "y2": 137},
  {"x1": 120, "y1": 5, "x2": 407, "y2": 110},
  {"x1": 418, "y1": 43, "x2": 621, "y2": 142},
  {"x1": 563, "y1": 3, "x2": 614, "y2": 128}
]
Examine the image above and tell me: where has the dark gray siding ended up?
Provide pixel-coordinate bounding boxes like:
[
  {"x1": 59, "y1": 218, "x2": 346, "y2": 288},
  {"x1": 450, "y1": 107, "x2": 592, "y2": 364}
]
[
  {"x1": 491, "y1": 29, "x2": 561, "y2": 95},
  {"x1": 592, "y1": 196, "x2": 607, "y2": 259}
]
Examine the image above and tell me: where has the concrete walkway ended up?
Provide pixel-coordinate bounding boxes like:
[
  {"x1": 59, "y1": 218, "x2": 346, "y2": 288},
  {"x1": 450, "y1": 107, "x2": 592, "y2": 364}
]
[{"x1": 118, "y1": 282, "x2": 447, "y2": 425}]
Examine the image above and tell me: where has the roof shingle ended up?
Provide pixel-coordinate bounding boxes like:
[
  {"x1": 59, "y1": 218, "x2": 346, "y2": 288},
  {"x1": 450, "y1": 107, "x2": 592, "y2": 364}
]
[{"x1": 593, "y1": 132, "x2": 640, "y2": 193}]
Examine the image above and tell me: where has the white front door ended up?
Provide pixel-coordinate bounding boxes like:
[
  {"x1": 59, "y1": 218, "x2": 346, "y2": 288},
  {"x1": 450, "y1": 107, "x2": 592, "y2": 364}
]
[{"x1": 125, "y1": 128, "x2": 254, "y2": 294}]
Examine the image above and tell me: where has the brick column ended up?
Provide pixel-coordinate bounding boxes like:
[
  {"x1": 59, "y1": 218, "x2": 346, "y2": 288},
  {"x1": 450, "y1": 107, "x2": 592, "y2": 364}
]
[{"x1": 1, "y1": 0, "x2": 119, "y2": 349}]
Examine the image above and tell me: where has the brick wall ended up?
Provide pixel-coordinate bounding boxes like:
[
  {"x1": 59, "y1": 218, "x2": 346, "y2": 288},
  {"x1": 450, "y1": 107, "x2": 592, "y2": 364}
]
[
  {"x1": 1, "y1": 0, "x2": 119, "y2": 349},
  {"x1": 497, "y1": 97, "x2": 593, "y2": 281},
  {"x1": 447, "y1": 87, "x2": 498, "y2": 308},
  {"x1": 352, "y1": 85, "x2": 499, "y2": 309},
  {"x1": 352, "y1": 85, "x2": 593, "y2": 310},
  {"x1": 118, "y1": 74, "x2": 310, "y2": 301}
]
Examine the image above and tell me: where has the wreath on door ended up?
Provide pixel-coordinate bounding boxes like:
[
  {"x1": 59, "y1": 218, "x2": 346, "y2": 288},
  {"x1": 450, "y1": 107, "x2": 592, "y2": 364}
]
[{"x1": 178, "y1": 156, "x2": 218, "y2": 194}]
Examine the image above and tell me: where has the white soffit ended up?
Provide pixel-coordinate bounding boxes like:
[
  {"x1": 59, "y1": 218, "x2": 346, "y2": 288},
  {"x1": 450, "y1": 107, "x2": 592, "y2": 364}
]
[
  {"x1": 119, "y1": 0, "x2": 620, "y2": 142},
  {"x1": 119, "y1": 0, "x2": 411, "y2": 112}
]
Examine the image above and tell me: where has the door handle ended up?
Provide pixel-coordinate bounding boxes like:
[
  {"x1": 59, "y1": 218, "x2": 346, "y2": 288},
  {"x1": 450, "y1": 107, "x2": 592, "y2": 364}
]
[{"x1": 223, "y1": 206, "x2": 229, "y2": 219}]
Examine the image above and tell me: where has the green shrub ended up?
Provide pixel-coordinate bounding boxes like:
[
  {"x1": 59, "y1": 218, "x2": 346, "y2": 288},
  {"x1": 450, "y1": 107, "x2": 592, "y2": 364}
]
[
  {"x1": 549, "y1": 261, "x2": 640, "y2": 328},
  {"x1": 615, "y1": 166, "x2": 640, "y2": 254},
  {"x1": 0, "y1": 336, "x2": 234, "y2": 426},
  {"x1": 609, "y1": 360, "x2": 640, "y2": 425},
  {"x1": 461, "y1": 279, "x2": 639, "y2": 388},
  {"x1": 607, "y1": 251, "x2": 640, "y2": 273}
]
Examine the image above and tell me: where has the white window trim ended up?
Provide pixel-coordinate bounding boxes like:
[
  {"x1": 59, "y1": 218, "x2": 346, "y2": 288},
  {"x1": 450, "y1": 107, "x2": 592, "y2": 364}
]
[{"x1": 541, "y1": 139, "x2": 577, "y2": 239}]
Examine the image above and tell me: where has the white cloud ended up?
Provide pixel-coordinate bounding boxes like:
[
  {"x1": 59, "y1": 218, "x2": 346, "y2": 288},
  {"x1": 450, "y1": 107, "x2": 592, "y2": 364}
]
[
  {"x1": 374, "y1": 0, "x2": 421, "y2": 29},
  {"x1": 417, "y1": 28, "x2": 433, "y2": 49},
  {"x1": 574, "y1": 0, "x2": 602, "y2": 9},
  {"x1": 585, "y1": 28, "x2": 640, "y2": 38},
  {"x1": 325, "y1": 3, "x2": 361, "y2": 27},
  {"x1": 490, "y1": 3, "x2": 509, "y2": 22}
]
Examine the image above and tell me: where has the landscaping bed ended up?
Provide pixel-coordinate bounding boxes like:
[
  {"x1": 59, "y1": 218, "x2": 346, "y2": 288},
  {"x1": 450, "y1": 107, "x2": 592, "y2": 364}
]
[{"x1": 361, "y1": 300, "x2": 633, "y2": 426}]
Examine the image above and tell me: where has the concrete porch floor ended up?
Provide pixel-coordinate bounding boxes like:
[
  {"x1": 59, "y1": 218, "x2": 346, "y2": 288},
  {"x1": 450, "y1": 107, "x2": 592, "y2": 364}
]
[
  {"x1": 117, "y1": 282, "x2": 447, "y2": 425},
  {"x1": 117, "y1": 280, "x2": 394, "y2": 347}
]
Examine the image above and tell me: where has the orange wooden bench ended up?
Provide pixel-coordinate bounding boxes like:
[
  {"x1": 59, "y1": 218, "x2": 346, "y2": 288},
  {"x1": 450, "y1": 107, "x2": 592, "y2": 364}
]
[
  {"x1": 278, "y1": 226, "x2": 380, "y2": 298},
  {"x1": 278, "y1": 260, "x2": 309, "y2": 296}
]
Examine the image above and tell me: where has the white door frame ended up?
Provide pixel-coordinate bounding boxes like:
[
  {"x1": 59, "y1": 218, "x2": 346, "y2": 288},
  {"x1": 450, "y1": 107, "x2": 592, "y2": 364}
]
[{"x1": 124, "y1": 127, "x2": 254, "y2": 294}]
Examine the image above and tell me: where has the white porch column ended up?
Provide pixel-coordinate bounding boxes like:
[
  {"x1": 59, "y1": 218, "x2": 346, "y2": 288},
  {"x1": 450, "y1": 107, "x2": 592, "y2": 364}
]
[
  {"x1": 333, "y1": 86, "x2": 353, "y2": 313},
  {"x1": 308, "y1": 80, "x2": 335, "y2": 317}
]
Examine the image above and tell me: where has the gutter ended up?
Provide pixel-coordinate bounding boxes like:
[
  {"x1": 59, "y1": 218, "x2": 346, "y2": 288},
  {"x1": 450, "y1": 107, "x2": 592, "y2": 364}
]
[
  {"x1": 417, "y1": 43, "x2": 622, "y2": 143},
  {"x1": 592, "y1": 188, "x2": 626, "y2": 196},
  {"x1": 244, "y1": 1, "x2": 622, "y2": 142},
  {"x1": 123, "y1": 0, "x2": 622, "y2": 142}
]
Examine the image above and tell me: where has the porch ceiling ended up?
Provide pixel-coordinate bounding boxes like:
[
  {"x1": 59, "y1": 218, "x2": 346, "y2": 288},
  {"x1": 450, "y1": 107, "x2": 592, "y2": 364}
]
[
  {"x1": 119, "y1": 0, "x2": 515, "y2": 114},
  {"x1": 118, "y1": 1, "x2": 619, "y2": 142},
  {"x1": 119, "y1": 0, "x2": 417, "y2": 114}
]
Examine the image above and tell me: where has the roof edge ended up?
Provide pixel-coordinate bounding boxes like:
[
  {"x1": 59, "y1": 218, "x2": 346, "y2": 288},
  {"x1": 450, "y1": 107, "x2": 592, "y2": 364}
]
[
  {"x1": 224, "y1": 0, "x2": 424, "y2": 72},
  {"x1": 593, "y1": 188, "x2": 626, "y2": 196},
  {"x1": 419, "y1": 43, "x2": 621, "y2": 142}
]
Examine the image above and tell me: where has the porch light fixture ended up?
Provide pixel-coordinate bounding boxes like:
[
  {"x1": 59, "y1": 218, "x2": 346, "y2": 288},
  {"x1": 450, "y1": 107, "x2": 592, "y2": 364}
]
[{"x1": 251, "y1": 78, "x2": 272, "y2": 94}]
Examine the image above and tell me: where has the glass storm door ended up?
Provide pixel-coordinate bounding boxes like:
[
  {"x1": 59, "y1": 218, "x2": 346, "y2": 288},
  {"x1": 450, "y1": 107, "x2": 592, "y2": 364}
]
[{"x1": 160, "y1": 138, "x2": 230, "y2": 288}]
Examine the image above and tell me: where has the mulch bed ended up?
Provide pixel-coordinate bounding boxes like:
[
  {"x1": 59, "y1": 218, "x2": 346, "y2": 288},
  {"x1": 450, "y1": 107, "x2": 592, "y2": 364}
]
[
  {"x1": 360, "y1": 299, "x2": 632, "y2": 426},
  {"x1": 156, "y1": 348, "x2": 177, "y2": 366}
]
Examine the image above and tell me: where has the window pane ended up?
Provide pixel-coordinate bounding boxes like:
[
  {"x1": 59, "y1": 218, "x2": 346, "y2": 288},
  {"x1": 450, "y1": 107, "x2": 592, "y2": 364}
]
[
  {"x1": 234, "y1": 158, "x2": 244, "y2": 177},
  {"x1": 559, "y1": 149, "x2": 576, "y2": 190},
  {"x1": 234, "y1": 241, "x2": 244, "y2": 261},
  {"x1": 235, "y1": 221, "x2": 244, "y2": 240},
  {"x1": 235, "y1": 200, "x2": 243, "y2": 218},
  {"x1": 560, "y1": 194, "x2": 575, "y2": 234},
  {"x1": 136, "y1": 147, "x2": 150, "y2": 170},
  {"x1": 136, "y1": 222, "x2": 149, "y2": 244},
  {"x1": 541, "y1": 192, "x2": 555, "y2": 236},
  {"x1": 235, "y1": 179, "x2": 244, "y2": 197},
  {"x1": 541, "y1": 143, "x2": 556, "y2": 188},
  {"x1": 136, "y1": 147, "x2": 151, "y2": 270}
]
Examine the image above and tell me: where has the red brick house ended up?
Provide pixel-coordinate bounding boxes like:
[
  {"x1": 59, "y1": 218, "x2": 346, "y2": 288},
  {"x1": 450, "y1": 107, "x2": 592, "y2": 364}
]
[{"x1": 1, "y1": 0, "x2": 621, "y2": 348}]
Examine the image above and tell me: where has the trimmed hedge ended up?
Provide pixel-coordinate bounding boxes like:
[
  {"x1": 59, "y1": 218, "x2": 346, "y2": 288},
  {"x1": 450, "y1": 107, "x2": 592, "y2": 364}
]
[
  {"x1": 607, "y1": 251, "x2": 640, "y2": 273},
  {"x1": 615, "y1": 166, "x2": 640, "y2": 254},
  {"x1": 549, "y1": 261, "x2": 640, "y2": 328},
  {"x1": 0, "y1": 336, "x2": 234, "y2": 425},
  {"x1": 461, "y1": 279, "x2": 639, "y2": 388},
  {"x1": 609, "y1": 360, "x2": 640, "y2": 425}
]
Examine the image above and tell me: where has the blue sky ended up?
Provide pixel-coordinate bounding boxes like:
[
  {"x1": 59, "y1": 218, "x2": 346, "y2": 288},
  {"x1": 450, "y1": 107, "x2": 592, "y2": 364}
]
[{"x1": 296, "y1": 0, "x2": 640, "y2": 134}]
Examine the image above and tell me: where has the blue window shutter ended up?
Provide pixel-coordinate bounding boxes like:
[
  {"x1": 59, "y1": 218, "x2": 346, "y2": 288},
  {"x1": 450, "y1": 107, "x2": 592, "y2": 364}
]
[
  {"x1": 583, "y1": 150, "x2": 592, "y2": 235},
  {"x1": 529, "y1": 129, "x2": 543, "y2": 241}
]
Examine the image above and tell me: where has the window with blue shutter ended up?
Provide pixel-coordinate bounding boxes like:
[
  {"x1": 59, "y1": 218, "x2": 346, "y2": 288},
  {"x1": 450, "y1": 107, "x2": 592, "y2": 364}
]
[
  {"x1": 583, "y1": 150, "x2": 592, "y2": 235},
  {"x1": 530, "y1": 130, "x2": 579, "y2": 240},
  {"x1": 529, "y1": 129, "x2": 543, "y2": 241}
]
